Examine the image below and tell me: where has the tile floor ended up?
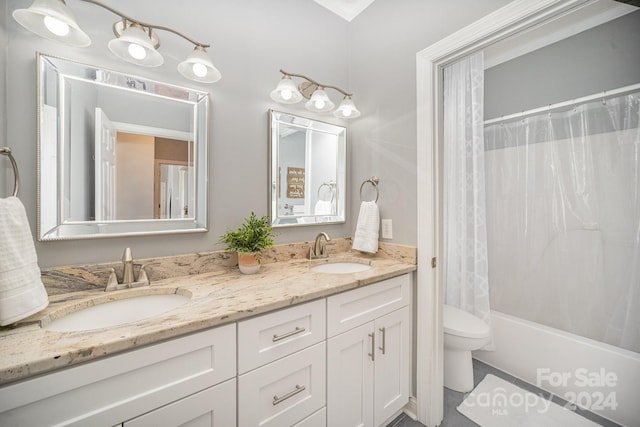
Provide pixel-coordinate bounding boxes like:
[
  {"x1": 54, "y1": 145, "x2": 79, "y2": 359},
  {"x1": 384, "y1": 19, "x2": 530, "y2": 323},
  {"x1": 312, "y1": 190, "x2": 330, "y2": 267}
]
[{"x1": 386, "y1": 359, "x2": 621, "y2": 427}]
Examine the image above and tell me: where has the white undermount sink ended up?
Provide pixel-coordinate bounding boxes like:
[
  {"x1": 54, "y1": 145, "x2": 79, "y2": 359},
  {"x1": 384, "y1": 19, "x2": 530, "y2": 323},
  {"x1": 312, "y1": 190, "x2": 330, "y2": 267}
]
[
  {"x1": 310, "y1": 261, "x2": 372, "y2": 274},
  {"x1": 43, "y1": 293, "x2": 190, "y2": 332}
]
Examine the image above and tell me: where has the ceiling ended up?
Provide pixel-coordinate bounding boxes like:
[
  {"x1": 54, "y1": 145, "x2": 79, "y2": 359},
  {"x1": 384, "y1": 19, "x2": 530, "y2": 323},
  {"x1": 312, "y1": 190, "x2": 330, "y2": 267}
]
[{"x1": 313, "y1": 0, "x2": 376, "y2": 21}]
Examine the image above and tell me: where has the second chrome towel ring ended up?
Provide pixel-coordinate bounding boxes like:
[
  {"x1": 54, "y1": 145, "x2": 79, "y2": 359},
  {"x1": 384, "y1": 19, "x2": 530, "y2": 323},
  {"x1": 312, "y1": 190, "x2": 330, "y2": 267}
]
[
  {"x1": 359, "y1": 176, "x2": 379, "y2": 202},
  {"x1": 0, "y1": 147, "x2": 19, "y2": 197}
]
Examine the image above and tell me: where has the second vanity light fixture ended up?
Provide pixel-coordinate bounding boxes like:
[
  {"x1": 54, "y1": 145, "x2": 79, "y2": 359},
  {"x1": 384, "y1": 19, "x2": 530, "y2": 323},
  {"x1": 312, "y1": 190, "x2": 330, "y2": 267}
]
[
  {"x1": 12, "y1": 0, "x2": 221, "y2": 83},
  {"x1": 270, "y1": 70, "x2": 361, "y2": 119}
]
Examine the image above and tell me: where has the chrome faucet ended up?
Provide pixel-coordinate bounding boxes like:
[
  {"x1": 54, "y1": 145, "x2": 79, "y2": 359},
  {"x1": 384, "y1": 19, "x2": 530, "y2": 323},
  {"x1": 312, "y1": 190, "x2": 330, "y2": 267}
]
[
  {"x1": 310, "y1": 232, "x2": 332, "y2": 259},
  {"x1": 122, "y1": 247, "x2": 135, "y2": 285},
  {"x1": 104, "y1": 248, "x2": 150, "y2": 291}
]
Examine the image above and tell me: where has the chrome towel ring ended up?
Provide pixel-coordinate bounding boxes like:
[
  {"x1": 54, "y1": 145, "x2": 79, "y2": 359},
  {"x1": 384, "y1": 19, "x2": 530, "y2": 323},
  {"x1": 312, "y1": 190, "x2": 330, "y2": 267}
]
[
  {"x1": 317, "y1": 181, "x2": 336, "y2": 202},
  {"x1": 359, "y1": 176, "x2": 379, "y2": 202},
  {"x1": 0, "y1": 147, "x2": 19, "y2": 197}
]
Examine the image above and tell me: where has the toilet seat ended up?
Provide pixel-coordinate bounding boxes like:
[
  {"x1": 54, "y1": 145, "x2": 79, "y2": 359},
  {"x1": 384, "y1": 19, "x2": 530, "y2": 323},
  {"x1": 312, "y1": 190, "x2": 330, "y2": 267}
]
[{"x1": 444, "y1": 305, "x2": 490, "y2": 339}]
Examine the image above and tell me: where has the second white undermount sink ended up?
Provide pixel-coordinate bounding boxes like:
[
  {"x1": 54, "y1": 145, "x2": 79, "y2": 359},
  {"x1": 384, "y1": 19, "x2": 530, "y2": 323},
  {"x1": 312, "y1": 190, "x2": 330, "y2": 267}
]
[
  {"x1": 43, "y1": 294, "x2": 190, "y2": 332},
  {"x1": 310, "y1": 261, "x2": 372, "y2": 274}
]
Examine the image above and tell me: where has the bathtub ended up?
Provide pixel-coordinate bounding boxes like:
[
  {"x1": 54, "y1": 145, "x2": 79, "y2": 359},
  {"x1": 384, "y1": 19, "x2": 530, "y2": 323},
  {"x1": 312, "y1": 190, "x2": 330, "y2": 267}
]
[{"x1": 473, "y1": 310, "x2": 640, "y2": 427}]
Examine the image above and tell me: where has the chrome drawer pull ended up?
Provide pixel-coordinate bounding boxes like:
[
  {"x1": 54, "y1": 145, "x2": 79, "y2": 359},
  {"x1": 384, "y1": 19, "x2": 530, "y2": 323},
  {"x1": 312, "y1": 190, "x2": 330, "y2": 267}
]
[
  {"x1": 273, "y1": 384, "x2": 306, "y2": 405},
  {"x1": 272, "y1": 326, "x2": 306, "y2": 342},
  {"x1": 368, "y1": 332, "x2": 375, "y2": 361},
  {"x1": 379, "y1": 327, "x2": 386, "y2": 354}
]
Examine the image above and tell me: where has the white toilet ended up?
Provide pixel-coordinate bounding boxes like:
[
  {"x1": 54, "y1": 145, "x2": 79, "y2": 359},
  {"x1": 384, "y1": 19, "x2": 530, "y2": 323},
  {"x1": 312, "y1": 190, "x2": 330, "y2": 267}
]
[{"x1": 443, "y1": 304, "x2": 490, "y2": 392}]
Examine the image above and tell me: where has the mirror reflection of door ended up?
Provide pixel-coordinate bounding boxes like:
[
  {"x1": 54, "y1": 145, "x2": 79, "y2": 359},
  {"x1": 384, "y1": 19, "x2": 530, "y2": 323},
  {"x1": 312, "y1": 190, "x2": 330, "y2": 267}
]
[
  {"x1": 154, "y1": 138, "x2": 194, "y2": 219},
  {"x1": 278, "y1": 127, "x2": 306, "y2": 216},
  {"x1": 94, "y1": 108, "x2": 117, "y2": 221},
  {"x1": 94, "y1": 107, "x2": 193, "y2": 221}
]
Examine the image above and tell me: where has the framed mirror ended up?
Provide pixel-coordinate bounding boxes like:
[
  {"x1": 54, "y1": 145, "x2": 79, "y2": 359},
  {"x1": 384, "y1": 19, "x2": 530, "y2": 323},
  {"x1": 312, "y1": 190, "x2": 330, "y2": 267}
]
[
  {"x1": 269, "y1": 110, "x2": 346, "y2": 227},
  {"x1": 37, "y1": 53, "x2": 209, "y2": 240}
]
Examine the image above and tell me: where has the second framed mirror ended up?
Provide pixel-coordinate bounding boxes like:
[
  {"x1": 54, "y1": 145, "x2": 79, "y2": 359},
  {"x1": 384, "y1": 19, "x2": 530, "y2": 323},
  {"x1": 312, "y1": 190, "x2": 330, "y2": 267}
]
[{"x1": 269, "y1": 110, "x2": 346, "y2": 227}]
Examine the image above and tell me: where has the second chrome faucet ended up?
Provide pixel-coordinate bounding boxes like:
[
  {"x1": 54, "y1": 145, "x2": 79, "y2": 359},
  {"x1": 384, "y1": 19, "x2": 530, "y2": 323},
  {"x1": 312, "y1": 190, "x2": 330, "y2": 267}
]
[{"x1": 309, "y1": 232, "x2": 333, "y2": 259}]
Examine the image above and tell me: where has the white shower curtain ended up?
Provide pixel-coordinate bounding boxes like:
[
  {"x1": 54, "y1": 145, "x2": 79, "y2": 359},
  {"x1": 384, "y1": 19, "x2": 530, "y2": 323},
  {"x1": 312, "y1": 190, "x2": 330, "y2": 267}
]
[
  {"x1": 443, "y1": 52, "x2": 492, "y2": 346},
  {"x1": 484, "y1": 90, "x2": 640, "y2": 353}
]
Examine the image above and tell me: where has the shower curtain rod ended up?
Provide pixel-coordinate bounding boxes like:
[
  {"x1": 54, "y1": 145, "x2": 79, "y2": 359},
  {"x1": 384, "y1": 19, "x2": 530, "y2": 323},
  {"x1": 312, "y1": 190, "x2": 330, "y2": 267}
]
[{"x1": 484, "y1": 82, "x2": 640, "y2": 126}]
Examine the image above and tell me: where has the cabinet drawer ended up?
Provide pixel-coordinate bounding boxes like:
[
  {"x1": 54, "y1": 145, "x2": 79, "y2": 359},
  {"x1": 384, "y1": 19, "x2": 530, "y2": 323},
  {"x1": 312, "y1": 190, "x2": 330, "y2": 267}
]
[
  {"x1": 238, "y1": 342, "x2": 326, "y2": 427},
  {"x1": 124, "y1": 378, "x2": 236, "y2": 427},
  {"x1": 293, "y1": 408, "x2": 326, "y2": 427},
  {"x1": 238, "y1": 299, "x2": 326, "y2": 373},
  {"x1": 327, "y1": 274, "x2": 410, "y2": 337},
  {"x1": 0, "y1": 324, "x2": 236, "y2": 427}
]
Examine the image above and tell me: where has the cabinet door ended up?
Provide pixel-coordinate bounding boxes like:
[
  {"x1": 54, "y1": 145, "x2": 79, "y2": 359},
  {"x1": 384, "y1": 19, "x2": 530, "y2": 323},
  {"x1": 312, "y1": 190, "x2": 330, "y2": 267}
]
[
  {"x1": 124, "y1": 378, "x2": 236, "y2": 427},
  {"x1": 0, "y1": 324, "x2": 236, "y2": 427},
  {"x1": 374, "y1": 306, "x2": 411, "y2": 426},
  {"x1": 327, "y1": 322, "x2": 374, "y2": 427}
]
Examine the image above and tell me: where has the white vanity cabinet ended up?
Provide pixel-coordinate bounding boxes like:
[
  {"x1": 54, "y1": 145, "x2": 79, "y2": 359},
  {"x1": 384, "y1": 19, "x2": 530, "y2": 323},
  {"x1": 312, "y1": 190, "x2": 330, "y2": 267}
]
[
  {"x1": 237, "y1": 299, "x2": 327, "y2": 427},
  {"x1": 0, "y1": 271, "x2": 414, "y2": 427},
  {"x1": 0, "y1": 324, "x2": 236, "y2": 427},
  {"x1": 326, "y1": 274, "x2": 411, "y2": 427}
]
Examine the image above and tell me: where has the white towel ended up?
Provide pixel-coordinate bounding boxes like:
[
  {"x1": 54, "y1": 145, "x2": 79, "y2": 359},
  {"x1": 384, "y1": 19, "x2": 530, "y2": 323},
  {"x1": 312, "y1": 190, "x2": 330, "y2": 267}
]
[
  {"x1": 352, "y1": 201, "x2": 379, "y2": 254},
  {"x1": 0, "y1": 197, "x2": 49, "y2": 326},
  {"x1": 314, "y1": 200, "x2": 332, "y2": 215}
]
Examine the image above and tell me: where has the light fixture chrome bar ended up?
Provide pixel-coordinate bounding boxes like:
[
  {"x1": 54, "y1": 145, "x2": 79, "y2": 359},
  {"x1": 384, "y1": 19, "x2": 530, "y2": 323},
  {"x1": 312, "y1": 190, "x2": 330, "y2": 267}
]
[
  {"x1": 80, "y1": 0, "x2": 210, "y2": 48},
  {"x1": 280, "y1": 69, "x2": 352, "y2": 97}
]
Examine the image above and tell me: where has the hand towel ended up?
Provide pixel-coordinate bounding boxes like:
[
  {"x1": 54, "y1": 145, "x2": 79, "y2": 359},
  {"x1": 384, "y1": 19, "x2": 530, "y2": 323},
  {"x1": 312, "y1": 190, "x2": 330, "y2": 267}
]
[
  {"x1": 0, "y1": 197, "x2": 49, "y2": 326},
  {"x1": 352, "y1": 201, "x2": 380, "y2": 254},
  {"x1": 314, "y1": 200, "x2": 332, "y2": 215}
]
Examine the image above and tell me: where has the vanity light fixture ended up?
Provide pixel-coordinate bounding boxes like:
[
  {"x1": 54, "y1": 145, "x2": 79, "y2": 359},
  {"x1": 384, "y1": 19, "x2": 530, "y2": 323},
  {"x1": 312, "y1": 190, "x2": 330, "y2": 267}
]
[
  {"x1": 306, "y1": 87, "x2": 335, "y2": 113},
  {"x1": 12, "y1": 0, "x2": 221, "y2": 83},
  {"x1": 270, "y1": 75, "x2": 303, "y2": 104},
  {"x1": 108, "y1": 21, "x2": 163, "y2": 67},
  {"x1": 12, "y1": 0, "x2": 91, "y2": 47},
  {"x1": 177, "y1": 46, "x2": 222, "y2": 83},
  {"x1": 270, "y1": 70, "x2": 361, "y2": 118}
]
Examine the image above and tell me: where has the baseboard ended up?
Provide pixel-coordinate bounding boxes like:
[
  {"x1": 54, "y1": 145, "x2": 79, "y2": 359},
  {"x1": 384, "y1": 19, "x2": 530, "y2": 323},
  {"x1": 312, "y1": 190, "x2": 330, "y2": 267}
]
[
  {"x1": 403, "y1": 396, "x2": 418, "y2": 420},
  {"x1": 381, "y1": 397, "x2": 419, "y2": 426}
]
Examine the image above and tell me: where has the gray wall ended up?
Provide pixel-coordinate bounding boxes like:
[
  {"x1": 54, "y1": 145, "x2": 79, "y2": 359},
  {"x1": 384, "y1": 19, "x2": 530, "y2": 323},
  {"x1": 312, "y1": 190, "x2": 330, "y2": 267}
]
[
  {"x1": 3, "y1": 0, "x2": 351, "y2": 267},
  {"x1": 485, "y1": 9, "x2": 640, "y2": 120},
  {"x1": 346, "y1": 0, "x2": 511, "y2": 246},
  {"x1": 2, "y1": 0, "x2": 512, "y2": 267}
]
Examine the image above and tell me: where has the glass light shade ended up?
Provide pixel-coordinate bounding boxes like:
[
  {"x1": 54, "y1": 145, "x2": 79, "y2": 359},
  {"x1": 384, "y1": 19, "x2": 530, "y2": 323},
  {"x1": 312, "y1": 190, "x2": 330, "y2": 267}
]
[
  {"x1": 270, "y1": 76, "x2": 303, "y2": 104},
  {"x1": 305, "y1": 88, "x2": 335, "y2": 113},
  {"x1": 108, "y1": 24, "x2": 163, "y2": 67},
  {"x1": 177, "y1": 46, "x2": 222, "y2": 83},
  {"x1": 12, "y1": 0, "x2": 91, "y2": 47},
  {"x1": 333, "y1": 96, "x2": 361, "y2": 119}
]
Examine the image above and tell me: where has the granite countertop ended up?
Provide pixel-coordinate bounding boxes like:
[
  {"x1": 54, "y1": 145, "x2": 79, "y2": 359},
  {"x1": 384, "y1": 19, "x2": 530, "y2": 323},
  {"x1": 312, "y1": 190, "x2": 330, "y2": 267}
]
[{"x1": 0, "y1": 241, "x2": 416, "y2": 386}]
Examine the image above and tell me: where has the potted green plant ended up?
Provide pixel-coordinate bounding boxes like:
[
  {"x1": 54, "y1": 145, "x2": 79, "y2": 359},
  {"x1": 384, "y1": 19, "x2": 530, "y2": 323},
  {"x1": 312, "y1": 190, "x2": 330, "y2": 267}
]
[{"x1": 218, "y1": 212, "x2": 275, "y2": 274}]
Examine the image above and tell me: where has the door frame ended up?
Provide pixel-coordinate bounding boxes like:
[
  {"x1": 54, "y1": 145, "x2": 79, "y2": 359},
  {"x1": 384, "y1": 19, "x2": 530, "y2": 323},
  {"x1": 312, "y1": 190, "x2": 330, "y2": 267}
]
[{"x1": 414, "y1": 0, "x2": 607, "y2": 424}]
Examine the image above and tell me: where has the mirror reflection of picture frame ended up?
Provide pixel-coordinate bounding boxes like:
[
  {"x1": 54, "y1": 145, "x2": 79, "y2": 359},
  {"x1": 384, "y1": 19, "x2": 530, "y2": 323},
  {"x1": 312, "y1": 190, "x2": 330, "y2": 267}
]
[
  {"x1": 287, "y1": 167, "x2": 305, "y2": 199},
  {"x1": 268, "y1": 110, "x2": 346, "y2": 227},
  {"x1": 37, "y1": 53, "x2": 210, "y2": 240}
]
